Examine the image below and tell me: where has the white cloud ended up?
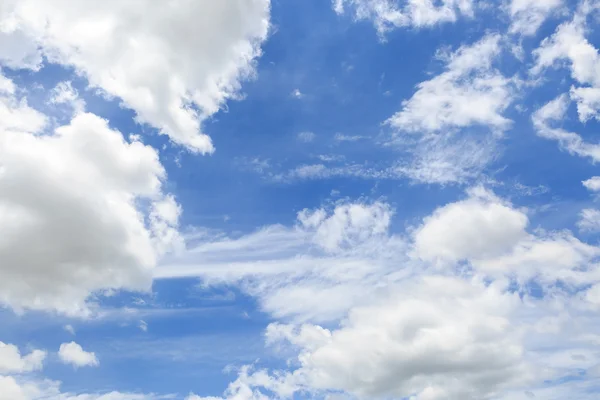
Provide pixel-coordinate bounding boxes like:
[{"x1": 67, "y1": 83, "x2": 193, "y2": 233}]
[
  {"x1": 387, "y1": 34, "x2": 513, "y2": 134},
  {"x1": 583, "y1": 176, "x2": 600, "y2": 191},
  {"x1": 394, "y1": 134, "x2": 499, "y2": 184},
  {"x1": 58, "y1": 342, "x2": 99, "y2": 368},
  {"x1": 383, "y1": 34, "x2": 515, "y2": 184},
  {"x1": 414, "y1": 187, "x2": 528, "y2": 263},
  {"x1": 0, "y1": 376, "x2": 27, "y2": 400},
  {"x1": 298, "y1": 201, "x2": 392, "y2": 253},
  {"x1": 533, "y1": 3, "x2": 600, "y2": 122},
  {"x1": 297, "y1": 131, "x2": 316, "y2": 143},
  {"x1": 159, "y1": 201, "x2": 407, "y2": 323},
  {"x1": 507, "y1": 0, "x2": 563, "y2": 36},
  {"x1": 532, "y1": 94, "x2": 600, "y2": 162},
  {"x1": 49, "y1": 81, "x2": 85, "y2": 114},
  {"x1": 64, "y1": 325, "x2": 75, "y2": 335},
  {"x1": 273, "y1": 277, "x2": 528, "y2": 399},
  {"x1": 333, "y1": 133, "x2": 366, "y2": 142},
  {"x1": 0, "y1": 342, "x2": 45, "y2": 374},
  {"x1": 0, "y1": 74, "x2": 181, "y2": 316},
  {"x1": 291, "y1": 88, "x2": 303, "y2": 99},
  {"x1": 0, "y1": 0, "x2": 271, "y2": 153},
  {"x1": 578, "y1": 208, "x2": 600, "y2": 231},
  {"x1": 0, "y1": 375, "x2": 167, "y2": 400},
  {"x1": 160, "y1": 187, "x2": 600, "y2": 398},
  {"x1": 333, "y1": 0, "x2": 474, "y2": 36},
  {"x1": 0, "y1": 72, "x2": 46, "y2": 134}
]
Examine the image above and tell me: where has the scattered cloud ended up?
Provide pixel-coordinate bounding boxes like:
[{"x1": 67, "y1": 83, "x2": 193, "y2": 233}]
[
  {"x1": 162, "y1": 187, "x2": 600, "y2": 399},
  {"x1": 583, "y1": 176, "x2": 600, "y2": 191},
  {"x1": 578, "y1": 208, "x2": 600, "y2": 232},
  {"x1": 532, "y1": 2, "x2": 600, "y2": 123},
  {"x1": 291, "y1": 88, "x2": 303, "y2": 99},
  {"x1": 532, "y1": 94, "x2": 600, "y2": 162},
  {"x1": 507, "y1": 0, "x2": 564, "y2": 36},
  {"x1": 334, "y1": 133, "x2": 367, "y2": 142},
  {"x1": 297, "y1": 131, "x2": 316, "y2": 142},
  {"x1": 387, "y1": 34, "x2": 513, "y2": 134},
  {"x1": 333, "y1": 0, "x2": 475, "y2": 37},
  {"x1": 64, "y1": 325, "x2": 75, "y2": 335},
  {"x1": 58, "y1": 342, "x2": 99, "y2": 368}
]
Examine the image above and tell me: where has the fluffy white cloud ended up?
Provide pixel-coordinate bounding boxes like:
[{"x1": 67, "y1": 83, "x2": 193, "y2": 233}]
[
  {"x1": 0, "y1": 0, "x2": 271, "y2": 153},
  {"x1": 583, "y1": 176, "x2": 600, "y2": 191},
  {"x1": 161, "y1": 186, "x2": 600, "y2": 399},
  {"x1": 414, "y1": 187, "x2": 600, "y2": 285},
  {"x1": 414, "y1": 187, "x2": 528, "y2": 262},
  {"x1": 287, "y1": 277, "x2": 528, "y2": 399},
  {"x1": 0, "y1": 74, "x2": 181, "y2": 316},
  {"x1": 387, "y1": 34, "x2": 513, "y2": 134},
  {"x1": 58, "y1": 342, "x2": 98, "y2": 368},
  {"x1": 507, "y1": 0, "x2": 563, "y2": 36},
  {"x1": 0, "y1": 343, "x2": 45, "y2": 374},
  {"x1": 333, "y1": 0, "x2": 474, "y2": 36}
]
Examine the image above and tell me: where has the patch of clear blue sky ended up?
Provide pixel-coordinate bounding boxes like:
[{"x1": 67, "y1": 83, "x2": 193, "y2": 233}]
[{"x1": 4, "y1": 0, "x2": 600, "y2": 397}]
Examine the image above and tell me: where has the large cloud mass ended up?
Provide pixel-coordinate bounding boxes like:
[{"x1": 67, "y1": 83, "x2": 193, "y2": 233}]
[{"x1": 0, "y1": 0, "x2": 271, "y2": 153}]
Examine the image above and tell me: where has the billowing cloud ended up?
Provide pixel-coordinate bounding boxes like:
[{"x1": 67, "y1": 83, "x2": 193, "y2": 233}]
[
  {"x1": 414, "y1": 187, "x2": 528, "y2": 262},
  {"x1": 0, "y1": 73, "x2": 181, "y2": 316},
  {"x1": 0, "y1": 0, "x2": 271, "y2": 153}
]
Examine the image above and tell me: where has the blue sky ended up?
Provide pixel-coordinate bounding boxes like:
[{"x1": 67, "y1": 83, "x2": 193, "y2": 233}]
[{"x1": 3, "y1": 0, "x2": 600, "y2": 399}]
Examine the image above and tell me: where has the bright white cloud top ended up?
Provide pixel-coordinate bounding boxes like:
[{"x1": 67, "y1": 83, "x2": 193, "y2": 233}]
[{"x1": 2, "y1": 0, "x2": 600, "y2": 399}]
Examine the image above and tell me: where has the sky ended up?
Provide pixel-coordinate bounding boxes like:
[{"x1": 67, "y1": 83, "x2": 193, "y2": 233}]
[{"x1": 4, "y1": 0, "x2": 600, "y2": 399}]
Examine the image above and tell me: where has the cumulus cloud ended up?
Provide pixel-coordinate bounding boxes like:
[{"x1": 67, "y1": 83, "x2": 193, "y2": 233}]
[
  {"x1": 414, "y1": 187, "x2": 528, "y2": 262},
  {"x1": 0, "y1": 73, "x2": 181, "y2": 316},
  {"x1": 333, "y1": 0, "x2": 475, "y2": 36},
  {"x1": 0, "y1": 0, "x2": 271, "y2": 153},
  {"x1": 0, "y1": 342, "x2": 45, "y2": 374},
  {"x1": 58, "y1": 342, "x2": 99, "y2": 368},
  {"x1": 273, "y1": 276, "x2": 528, "y2": 399},
  {"x1": 160, "y1": 186, "x2": 600, "y2": 398}
]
